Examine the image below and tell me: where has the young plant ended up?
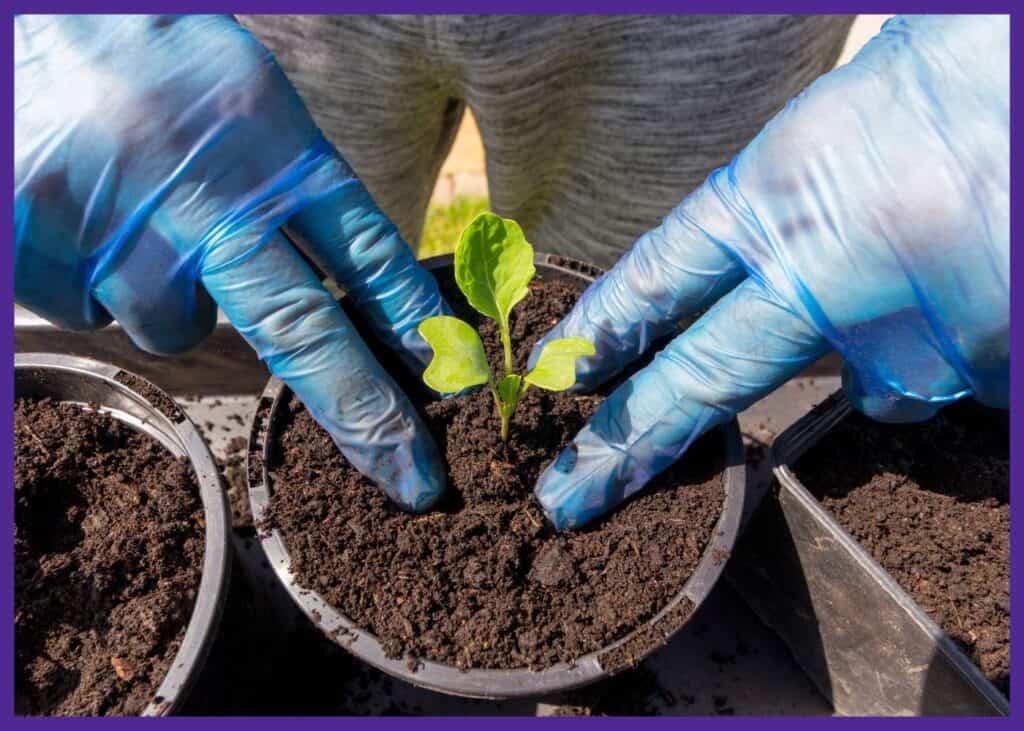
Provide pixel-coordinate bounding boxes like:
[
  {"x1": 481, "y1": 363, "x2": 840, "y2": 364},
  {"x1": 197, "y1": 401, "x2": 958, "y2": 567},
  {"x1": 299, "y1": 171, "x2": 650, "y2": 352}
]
[{"x1": 418, "y1": 212, "x2": 595, "y2": 442}]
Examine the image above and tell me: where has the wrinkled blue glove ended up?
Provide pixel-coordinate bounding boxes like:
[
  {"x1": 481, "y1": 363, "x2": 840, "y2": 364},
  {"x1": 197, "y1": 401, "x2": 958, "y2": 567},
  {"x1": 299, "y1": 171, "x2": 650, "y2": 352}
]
[
  {"x1": 15, "y1": 15, "x2": 450, "y2": 512},
  {"x1": 532, "y1": 15, "x2": 1009, "y2": 530}
]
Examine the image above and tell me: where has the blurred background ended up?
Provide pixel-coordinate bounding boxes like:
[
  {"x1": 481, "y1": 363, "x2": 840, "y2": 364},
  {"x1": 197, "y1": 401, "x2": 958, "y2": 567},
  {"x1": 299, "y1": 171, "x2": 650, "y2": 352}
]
[{"x1": 419, "y1": 14, "x2": 891, "y2": 257}]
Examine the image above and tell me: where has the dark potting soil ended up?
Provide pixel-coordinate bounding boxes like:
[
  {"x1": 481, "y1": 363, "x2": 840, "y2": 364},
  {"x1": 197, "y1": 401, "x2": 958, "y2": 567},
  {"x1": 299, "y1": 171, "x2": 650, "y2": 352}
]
[
  {"x1": 15, "y1": 398, "x2": 204, "y2": 716},
  {"x1": 793, "y1": 400, "x2": 1009, "y2": 694},
  {"x1": 266, "y1": 275, "x2": 726, "y2": 671},
  {"x1": 113, "y1": 371, "x2": 186, "y2": 423}
]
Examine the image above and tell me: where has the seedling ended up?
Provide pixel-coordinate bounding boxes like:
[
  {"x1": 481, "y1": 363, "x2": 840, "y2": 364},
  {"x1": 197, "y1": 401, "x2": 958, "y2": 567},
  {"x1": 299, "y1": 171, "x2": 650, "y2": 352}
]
[{"x1": 418, "y1": 213, "x2": 595, "y2": 442}]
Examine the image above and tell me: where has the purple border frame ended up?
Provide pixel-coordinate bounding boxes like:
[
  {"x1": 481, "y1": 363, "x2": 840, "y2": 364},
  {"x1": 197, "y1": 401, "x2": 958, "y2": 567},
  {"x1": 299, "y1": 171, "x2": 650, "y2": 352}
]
[
  {"x1": 2, "y1": 2, "x2": 1020, "y2": 13},
  {"x1": 3, "y1": 3, "x2": 1019, "y2": 725}
]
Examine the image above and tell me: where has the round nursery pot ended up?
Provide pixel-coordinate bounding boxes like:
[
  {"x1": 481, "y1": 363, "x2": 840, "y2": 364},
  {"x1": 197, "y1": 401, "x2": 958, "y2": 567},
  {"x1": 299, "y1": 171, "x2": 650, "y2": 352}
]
[
  {"x1": 246, "y1": 253, "x2": 746, "y2": 699},
  {"x1": 14, "y1": 354, "x2": 231, "y2": 716}
]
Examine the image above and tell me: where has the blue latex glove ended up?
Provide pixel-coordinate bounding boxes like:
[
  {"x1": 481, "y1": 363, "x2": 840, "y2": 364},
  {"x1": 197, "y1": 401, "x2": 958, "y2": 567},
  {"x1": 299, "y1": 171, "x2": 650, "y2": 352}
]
[
  {"x1": 15, "y1": 15, "x2": 450, "y2": 512},
  {"x1": 532, "y1": 15, "x2": 1009, "y2": 530}
]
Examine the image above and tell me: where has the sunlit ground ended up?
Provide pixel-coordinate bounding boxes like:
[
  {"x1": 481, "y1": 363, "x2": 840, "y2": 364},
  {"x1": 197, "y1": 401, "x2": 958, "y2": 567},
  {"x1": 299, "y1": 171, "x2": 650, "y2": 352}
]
[{"x1": 418, "y1": 195, "x2": 489, "y2": 259}]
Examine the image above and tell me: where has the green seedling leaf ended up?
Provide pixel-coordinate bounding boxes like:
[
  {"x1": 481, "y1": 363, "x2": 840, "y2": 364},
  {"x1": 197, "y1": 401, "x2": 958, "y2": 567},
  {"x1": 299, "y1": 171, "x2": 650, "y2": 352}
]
[
  {"x1": 418, "y1": 316, "x2": 490, "y2": 393},
  {"x1": 525, "y1": 338, "x2": 596, "y2": 392},
  {"x1": 455, "y1": 212, "x2": 536, "y2": 333}
]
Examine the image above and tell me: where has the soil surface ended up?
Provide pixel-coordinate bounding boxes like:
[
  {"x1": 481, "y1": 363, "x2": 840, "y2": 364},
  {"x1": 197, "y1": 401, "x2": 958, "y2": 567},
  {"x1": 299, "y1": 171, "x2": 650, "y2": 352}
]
[
  {"x1": 266, "y1": 275, "x2": 726, "y2": 670},
  {"x1": 15, "y1": 398, "x2": 204, "y2": 716},
  {"x1": 793, "y1": 400, "x2": 1009, "y2": 694}
]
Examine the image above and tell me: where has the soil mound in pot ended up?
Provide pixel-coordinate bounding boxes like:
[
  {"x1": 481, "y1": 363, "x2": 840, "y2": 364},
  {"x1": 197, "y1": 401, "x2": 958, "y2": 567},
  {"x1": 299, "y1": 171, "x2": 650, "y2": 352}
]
[
  {"x1": 793, "y1": 401, "x2": 1009, "y2": 695},
  {"x1": 265, "y1": 276, "x2": 726, "y2": 671},
  {"x1": 15, "y1": 398, "x2": 204, "y2": 716}
]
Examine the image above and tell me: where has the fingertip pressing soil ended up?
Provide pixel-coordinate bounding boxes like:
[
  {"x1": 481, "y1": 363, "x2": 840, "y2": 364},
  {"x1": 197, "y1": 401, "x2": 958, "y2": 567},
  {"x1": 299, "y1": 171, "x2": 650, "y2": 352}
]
[
  {"x1": 793, "y1": 401, "x2": 1009, "y2": 694},
  {"x1": 265, "y1": 276, "x2": 726, "y2": 671},
  {"x1": 15, "y1": 398, "x2": 204, "y2": 716}
]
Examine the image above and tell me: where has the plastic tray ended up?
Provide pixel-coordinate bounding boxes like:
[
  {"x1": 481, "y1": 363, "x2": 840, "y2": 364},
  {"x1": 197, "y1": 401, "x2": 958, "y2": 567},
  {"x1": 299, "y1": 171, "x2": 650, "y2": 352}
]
[{"x1": 726, "y1": 391, "x2": 1008, "y2": 716}]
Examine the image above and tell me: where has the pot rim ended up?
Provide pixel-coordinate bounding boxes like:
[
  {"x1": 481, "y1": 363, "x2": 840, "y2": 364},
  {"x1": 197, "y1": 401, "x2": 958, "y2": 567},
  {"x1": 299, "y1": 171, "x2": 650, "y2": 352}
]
[
  {"x1": 14, "y1": 353, "x2": 232, "y2": 716},
  {"x1": 246, "y1": 252, "x2": 747, "y2": 699}
]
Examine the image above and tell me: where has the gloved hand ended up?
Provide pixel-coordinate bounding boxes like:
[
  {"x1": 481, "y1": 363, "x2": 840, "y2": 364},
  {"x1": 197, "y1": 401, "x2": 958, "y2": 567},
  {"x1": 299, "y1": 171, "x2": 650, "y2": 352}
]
[
  {"x1": 532, "y1": 14, "x2": 1009, "y2": 530},
  {"x1": 15, "y1": 15, "x2": 450, "y2": 512}
]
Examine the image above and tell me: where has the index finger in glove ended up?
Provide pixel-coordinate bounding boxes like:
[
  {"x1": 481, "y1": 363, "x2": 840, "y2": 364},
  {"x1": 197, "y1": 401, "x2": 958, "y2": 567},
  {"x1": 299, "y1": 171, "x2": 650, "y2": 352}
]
[
  {"x1": 201, "y1": 226, "x2": 446, "y2": 513},
  {"x1": 529, "y1": 178, "x2": 750, "y2": 391},
  {"x1": 535, "y1": 278, "x2": 828, "y2": 530},
  {"x1": 285, "y1": 155, "x2": 451, "y2": 373}
]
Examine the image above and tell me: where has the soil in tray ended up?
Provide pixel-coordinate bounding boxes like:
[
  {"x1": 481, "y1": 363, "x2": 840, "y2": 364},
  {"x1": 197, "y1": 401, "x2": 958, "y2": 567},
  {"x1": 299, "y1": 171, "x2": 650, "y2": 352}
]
[
  {"x1": 15, "y1": 398, "x2": 204, "y2": 716},
  {"x1": 792, "y1": 400, "x2": 1009, "y2": 695},
  {"x1": 265, "y1": 275, "x2": 727, "y2": 671}
]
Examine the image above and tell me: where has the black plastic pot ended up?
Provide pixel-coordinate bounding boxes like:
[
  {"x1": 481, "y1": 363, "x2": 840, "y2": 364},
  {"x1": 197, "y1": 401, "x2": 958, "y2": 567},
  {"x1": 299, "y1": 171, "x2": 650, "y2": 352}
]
[
  {"x1": 245, "y1": 252, "x2": 747, "y2": 699},
  {"x1": 14, "y1": 354, "x2": 232, "y2": 716},
  {"x1": 726, "y1": 391, "x2": 1008, "y2": 716}
]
